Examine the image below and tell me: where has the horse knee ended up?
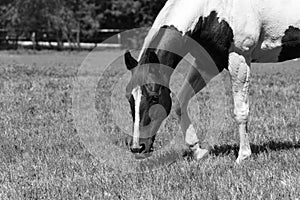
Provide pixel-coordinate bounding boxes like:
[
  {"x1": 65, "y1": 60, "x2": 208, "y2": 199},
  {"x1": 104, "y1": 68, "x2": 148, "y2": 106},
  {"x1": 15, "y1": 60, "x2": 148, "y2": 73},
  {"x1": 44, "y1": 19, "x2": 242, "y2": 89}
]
[
  {"x1": 174, "y1": 102, "x2": 182, "y2": 117},
  {"x1": 233, "y1": 101, "x2": 249, "y2": 124},
  {"x1": 175, "y1": 102, "x2": 189, "y2": 118}
]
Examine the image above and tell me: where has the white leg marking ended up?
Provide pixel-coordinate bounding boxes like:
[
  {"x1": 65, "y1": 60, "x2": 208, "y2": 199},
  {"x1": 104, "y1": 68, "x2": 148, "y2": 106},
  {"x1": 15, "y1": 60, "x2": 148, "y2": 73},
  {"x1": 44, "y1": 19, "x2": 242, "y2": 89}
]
[
  {"x1": 132, "y1": 86, "x2": 142, "y2": 149},
  {"x1": 182, "y1": 116, "x2": 209, "y2": 160},
  {"x1": 192, "y1": 143, "x2": 209, "y2": 160},
  {"x1": 185, "y1": 124, "x2": 199, "y2": 145},
  {"x1": 229, "y1": 52, "x2": 252, "y2": 164}
]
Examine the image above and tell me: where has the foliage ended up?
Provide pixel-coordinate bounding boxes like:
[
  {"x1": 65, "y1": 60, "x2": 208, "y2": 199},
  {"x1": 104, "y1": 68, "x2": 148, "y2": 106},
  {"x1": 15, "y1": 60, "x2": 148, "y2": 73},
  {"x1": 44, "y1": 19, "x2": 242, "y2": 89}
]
[{"x1": 0, "y1": 0, "x2": 167, "y2": 48}]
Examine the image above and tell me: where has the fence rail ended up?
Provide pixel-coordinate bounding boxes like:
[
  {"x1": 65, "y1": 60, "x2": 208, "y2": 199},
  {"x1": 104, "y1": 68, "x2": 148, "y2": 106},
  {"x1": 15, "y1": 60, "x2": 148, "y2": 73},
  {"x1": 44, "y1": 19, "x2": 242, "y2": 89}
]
[{"x1": 0, "y1": 29, "x2": 125, "y2": 49}]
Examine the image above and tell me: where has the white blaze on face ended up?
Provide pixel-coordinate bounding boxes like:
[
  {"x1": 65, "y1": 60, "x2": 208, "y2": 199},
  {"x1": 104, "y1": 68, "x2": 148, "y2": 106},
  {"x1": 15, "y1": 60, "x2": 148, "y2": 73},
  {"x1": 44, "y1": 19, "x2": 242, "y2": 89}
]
[{"x1": 132, "y1": 86, "x2": 142, "y2": 148}]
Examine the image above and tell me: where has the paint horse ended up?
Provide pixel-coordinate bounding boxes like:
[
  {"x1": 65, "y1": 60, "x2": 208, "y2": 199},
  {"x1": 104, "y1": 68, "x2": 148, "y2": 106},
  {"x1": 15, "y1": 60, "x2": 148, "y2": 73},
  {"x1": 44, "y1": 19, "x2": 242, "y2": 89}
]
[{"x1": 124, "y1": 0, "x2": 300, "y2": 163}]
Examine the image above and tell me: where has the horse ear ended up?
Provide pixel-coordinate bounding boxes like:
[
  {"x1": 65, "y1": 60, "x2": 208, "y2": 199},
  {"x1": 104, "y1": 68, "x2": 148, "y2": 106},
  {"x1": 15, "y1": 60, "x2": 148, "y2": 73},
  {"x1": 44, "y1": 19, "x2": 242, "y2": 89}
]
[{"x1": 124, "y1": 50, "x2": 138, "y2": 70}]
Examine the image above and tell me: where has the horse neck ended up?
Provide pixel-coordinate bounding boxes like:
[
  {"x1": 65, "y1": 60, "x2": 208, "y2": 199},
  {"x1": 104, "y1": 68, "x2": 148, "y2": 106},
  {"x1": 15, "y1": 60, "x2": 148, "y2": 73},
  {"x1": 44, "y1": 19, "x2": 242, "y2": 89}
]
[
  {"x1": 143, "y1": 27, "x2": 188, "y2": 85},
  {"x1": 155, "y1": 48, "x2": 186, "y2": 85}
]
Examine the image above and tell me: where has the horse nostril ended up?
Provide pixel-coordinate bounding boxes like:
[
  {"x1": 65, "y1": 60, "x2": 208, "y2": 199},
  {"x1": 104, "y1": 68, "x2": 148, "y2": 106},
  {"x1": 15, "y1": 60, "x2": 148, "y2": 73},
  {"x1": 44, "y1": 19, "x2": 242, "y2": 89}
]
[
  {"x1": 140, "y1": 143, "x2": 146, "y2": 153},
  {"x1": 130, "y1": 146, "x2": 141, "y2": 154},
  {"x1": 130, "y1": 143, "x2": 146, "y2": 154},
  {"x1": 125, "y1": 137, "x2": 132, "y2": 147}
]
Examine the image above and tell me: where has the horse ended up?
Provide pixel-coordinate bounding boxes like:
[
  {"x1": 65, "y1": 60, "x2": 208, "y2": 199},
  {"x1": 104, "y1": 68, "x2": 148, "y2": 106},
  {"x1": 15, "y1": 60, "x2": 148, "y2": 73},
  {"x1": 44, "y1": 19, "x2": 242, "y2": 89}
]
[{"x1": 124, "y1": 0, "x2": 300, "y2": 163}]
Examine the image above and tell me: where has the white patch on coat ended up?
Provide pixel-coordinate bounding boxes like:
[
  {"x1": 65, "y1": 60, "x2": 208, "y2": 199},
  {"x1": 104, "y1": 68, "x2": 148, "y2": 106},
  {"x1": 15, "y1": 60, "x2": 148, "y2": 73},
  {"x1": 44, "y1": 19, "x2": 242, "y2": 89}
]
[
  {"x1": 139, "y1": 0, "x2": 236, "y2": 60},
  {"x1": 132, "y1": 86, "x2": 142, "y2": 148},
  {"x1": 139, "y1": 0, "x2": 300, "y2": 63},
  {"x1": 251, "y1": 0, "x2": 300, "y2": 62}
]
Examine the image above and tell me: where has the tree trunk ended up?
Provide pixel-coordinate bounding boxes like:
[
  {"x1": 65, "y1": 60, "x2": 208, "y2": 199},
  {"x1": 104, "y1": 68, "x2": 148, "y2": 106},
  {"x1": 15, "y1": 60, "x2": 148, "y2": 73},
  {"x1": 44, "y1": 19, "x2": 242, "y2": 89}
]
[
  {"x1": 56, "y1": 30, "x2": 63, "y2": 50},
  {"x1": 31, "y1": 32, "x2": 36, "y2": 50},
  {"x1": 14, "y1": 34, "x2": 19, "y2": 50},
  {"x1": 76, "y1": 22, "x2": 80, "y2": 49}
]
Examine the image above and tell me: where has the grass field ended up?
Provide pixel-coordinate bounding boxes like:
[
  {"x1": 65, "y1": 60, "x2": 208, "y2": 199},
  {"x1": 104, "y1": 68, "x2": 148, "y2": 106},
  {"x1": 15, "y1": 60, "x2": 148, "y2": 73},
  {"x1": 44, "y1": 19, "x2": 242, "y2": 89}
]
[{"x1": 0, "y1": 50, "x2": 299, "y2": 199}]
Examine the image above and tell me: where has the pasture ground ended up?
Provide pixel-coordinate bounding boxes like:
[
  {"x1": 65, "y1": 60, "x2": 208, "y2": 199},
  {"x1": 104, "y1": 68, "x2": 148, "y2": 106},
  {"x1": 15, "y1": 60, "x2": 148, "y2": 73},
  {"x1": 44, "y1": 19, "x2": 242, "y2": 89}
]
[{"x1": 0, "y1": 50, "x2": 299, "y2": 199}]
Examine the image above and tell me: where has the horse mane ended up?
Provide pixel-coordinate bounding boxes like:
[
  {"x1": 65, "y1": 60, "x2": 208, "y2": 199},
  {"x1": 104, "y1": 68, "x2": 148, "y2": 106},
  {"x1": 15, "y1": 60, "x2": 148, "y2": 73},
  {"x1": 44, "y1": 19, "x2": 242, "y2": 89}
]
[{"x1": 137, "y1": 0, "x2": 179, "y2": 61}]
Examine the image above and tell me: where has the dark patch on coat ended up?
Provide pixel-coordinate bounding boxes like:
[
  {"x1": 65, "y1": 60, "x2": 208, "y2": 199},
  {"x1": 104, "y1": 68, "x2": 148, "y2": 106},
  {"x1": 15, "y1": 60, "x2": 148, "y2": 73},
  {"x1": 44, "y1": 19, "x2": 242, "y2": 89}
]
[
  {"x1": 127, "y1": 84, "x2": 171, "y2": 127},
  {"x1": 126, "y1": 26, "x2": 184, "y2": 127},
  {"x1": 128, "y1": 95, "x2": 135, "y2": 121},
  {"x1": 187, "y1": 11, "x2": 234, "y2": 71},
  {"x1": 278, "y1": 26, "x2": 300, "y2": 62},
  {"x1": 139, "y1": 25, "x2": 186, "y2": 70},
  {"x1": 126, "y1": 48, "x2": 174, "y2": 127},
  {"x1": 139, "y1": 84, "x2": 171, "y2": 126}
]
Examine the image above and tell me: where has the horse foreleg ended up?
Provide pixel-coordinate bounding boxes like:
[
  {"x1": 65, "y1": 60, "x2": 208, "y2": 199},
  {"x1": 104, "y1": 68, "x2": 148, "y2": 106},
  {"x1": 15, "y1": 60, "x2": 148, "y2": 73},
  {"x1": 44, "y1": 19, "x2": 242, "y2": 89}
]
[
  {"x1": 229, "y1": 52, "x2": 252, "y2": 164},
  {"x1": 175, "y1": 61, "x2": 217, "y2": 160}
]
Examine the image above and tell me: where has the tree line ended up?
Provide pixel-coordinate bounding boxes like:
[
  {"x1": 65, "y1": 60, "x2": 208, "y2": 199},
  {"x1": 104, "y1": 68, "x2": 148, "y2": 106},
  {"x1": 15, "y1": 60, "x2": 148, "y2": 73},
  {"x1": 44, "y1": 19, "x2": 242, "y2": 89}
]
[{"x1": 0, "y1": 0, "x2": 167, "y2": 49}]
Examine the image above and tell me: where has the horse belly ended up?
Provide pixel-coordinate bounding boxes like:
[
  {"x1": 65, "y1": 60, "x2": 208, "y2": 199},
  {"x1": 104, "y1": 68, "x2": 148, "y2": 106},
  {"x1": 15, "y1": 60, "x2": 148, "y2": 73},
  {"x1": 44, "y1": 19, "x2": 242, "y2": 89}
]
[
  {"x1": 252, "y1": 0, "x2": 300, "y2": 63},
  {"x1": 252, "y1": 26, "x2": 300, "y2": 63},
  {"x1": 251, "y1": 47, "x2": 282, "y2": 63}
]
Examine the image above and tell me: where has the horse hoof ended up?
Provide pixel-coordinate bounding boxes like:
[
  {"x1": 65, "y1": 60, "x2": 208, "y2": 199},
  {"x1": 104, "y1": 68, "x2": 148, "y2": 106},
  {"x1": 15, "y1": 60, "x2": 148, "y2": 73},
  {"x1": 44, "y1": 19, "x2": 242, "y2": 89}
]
[
  {"x1": 193, "y1": 148, "x2": 209, "y2": 160},
  {"x1": 236, "y1": 151, "x2": 251, "y2": 164}
]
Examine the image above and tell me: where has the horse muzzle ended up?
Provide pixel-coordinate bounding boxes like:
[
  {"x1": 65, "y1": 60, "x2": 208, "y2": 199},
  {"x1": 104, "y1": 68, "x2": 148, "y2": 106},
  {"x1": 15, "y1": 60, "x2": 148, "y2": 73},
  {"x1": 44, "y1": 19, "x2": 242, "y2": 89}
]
[{"x1": 125, "y1": 135, "x2": 156, "y2": 159}]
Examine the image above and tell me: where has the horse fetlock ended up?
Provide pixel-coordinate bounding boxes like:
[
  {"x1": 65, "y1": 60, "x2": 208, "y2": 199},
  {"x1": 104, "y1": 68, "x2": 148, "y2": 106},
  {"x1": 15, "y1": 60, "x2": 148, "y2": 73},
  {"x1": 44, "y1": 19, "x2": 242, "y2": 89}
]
[
  {"x1": 234, "y1": 110, "x2": 249, "y2": 124},
  {"x1": 234, "y1": 115, "x2": 248, "y2": 124},
  {"x1": 188, "y1": 141, "x2": 200, "y2": 151},
  {"x1": 188, "y1": 142, "x2": 209, "y2": 160}
]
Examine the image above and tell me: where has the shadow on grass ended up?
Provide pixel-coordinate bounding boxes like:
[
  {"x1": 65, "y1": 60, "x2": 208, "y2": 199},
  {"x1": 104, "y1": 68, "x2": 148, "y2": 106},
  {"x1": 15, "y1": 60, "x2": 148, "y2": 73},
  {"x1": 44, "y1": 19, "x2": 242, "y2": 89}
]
[
  {"x1": 211, "y1": 140, "x2": 300, "y2": 158},
  {"x1": 112, "y1": 138, "x2": 299, "y2": 167}
]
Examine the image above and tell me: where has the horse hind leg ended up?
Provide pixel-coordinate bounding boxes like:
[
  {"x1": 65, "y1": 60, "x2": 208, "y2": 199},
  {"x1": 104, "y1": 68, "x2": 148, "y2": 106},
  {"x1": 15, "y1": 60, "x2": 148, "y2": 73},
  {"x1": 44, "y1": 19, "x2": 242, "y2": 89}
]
[{"x1": 228, "y1": 52, "x2": 252, "y2": 163}]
